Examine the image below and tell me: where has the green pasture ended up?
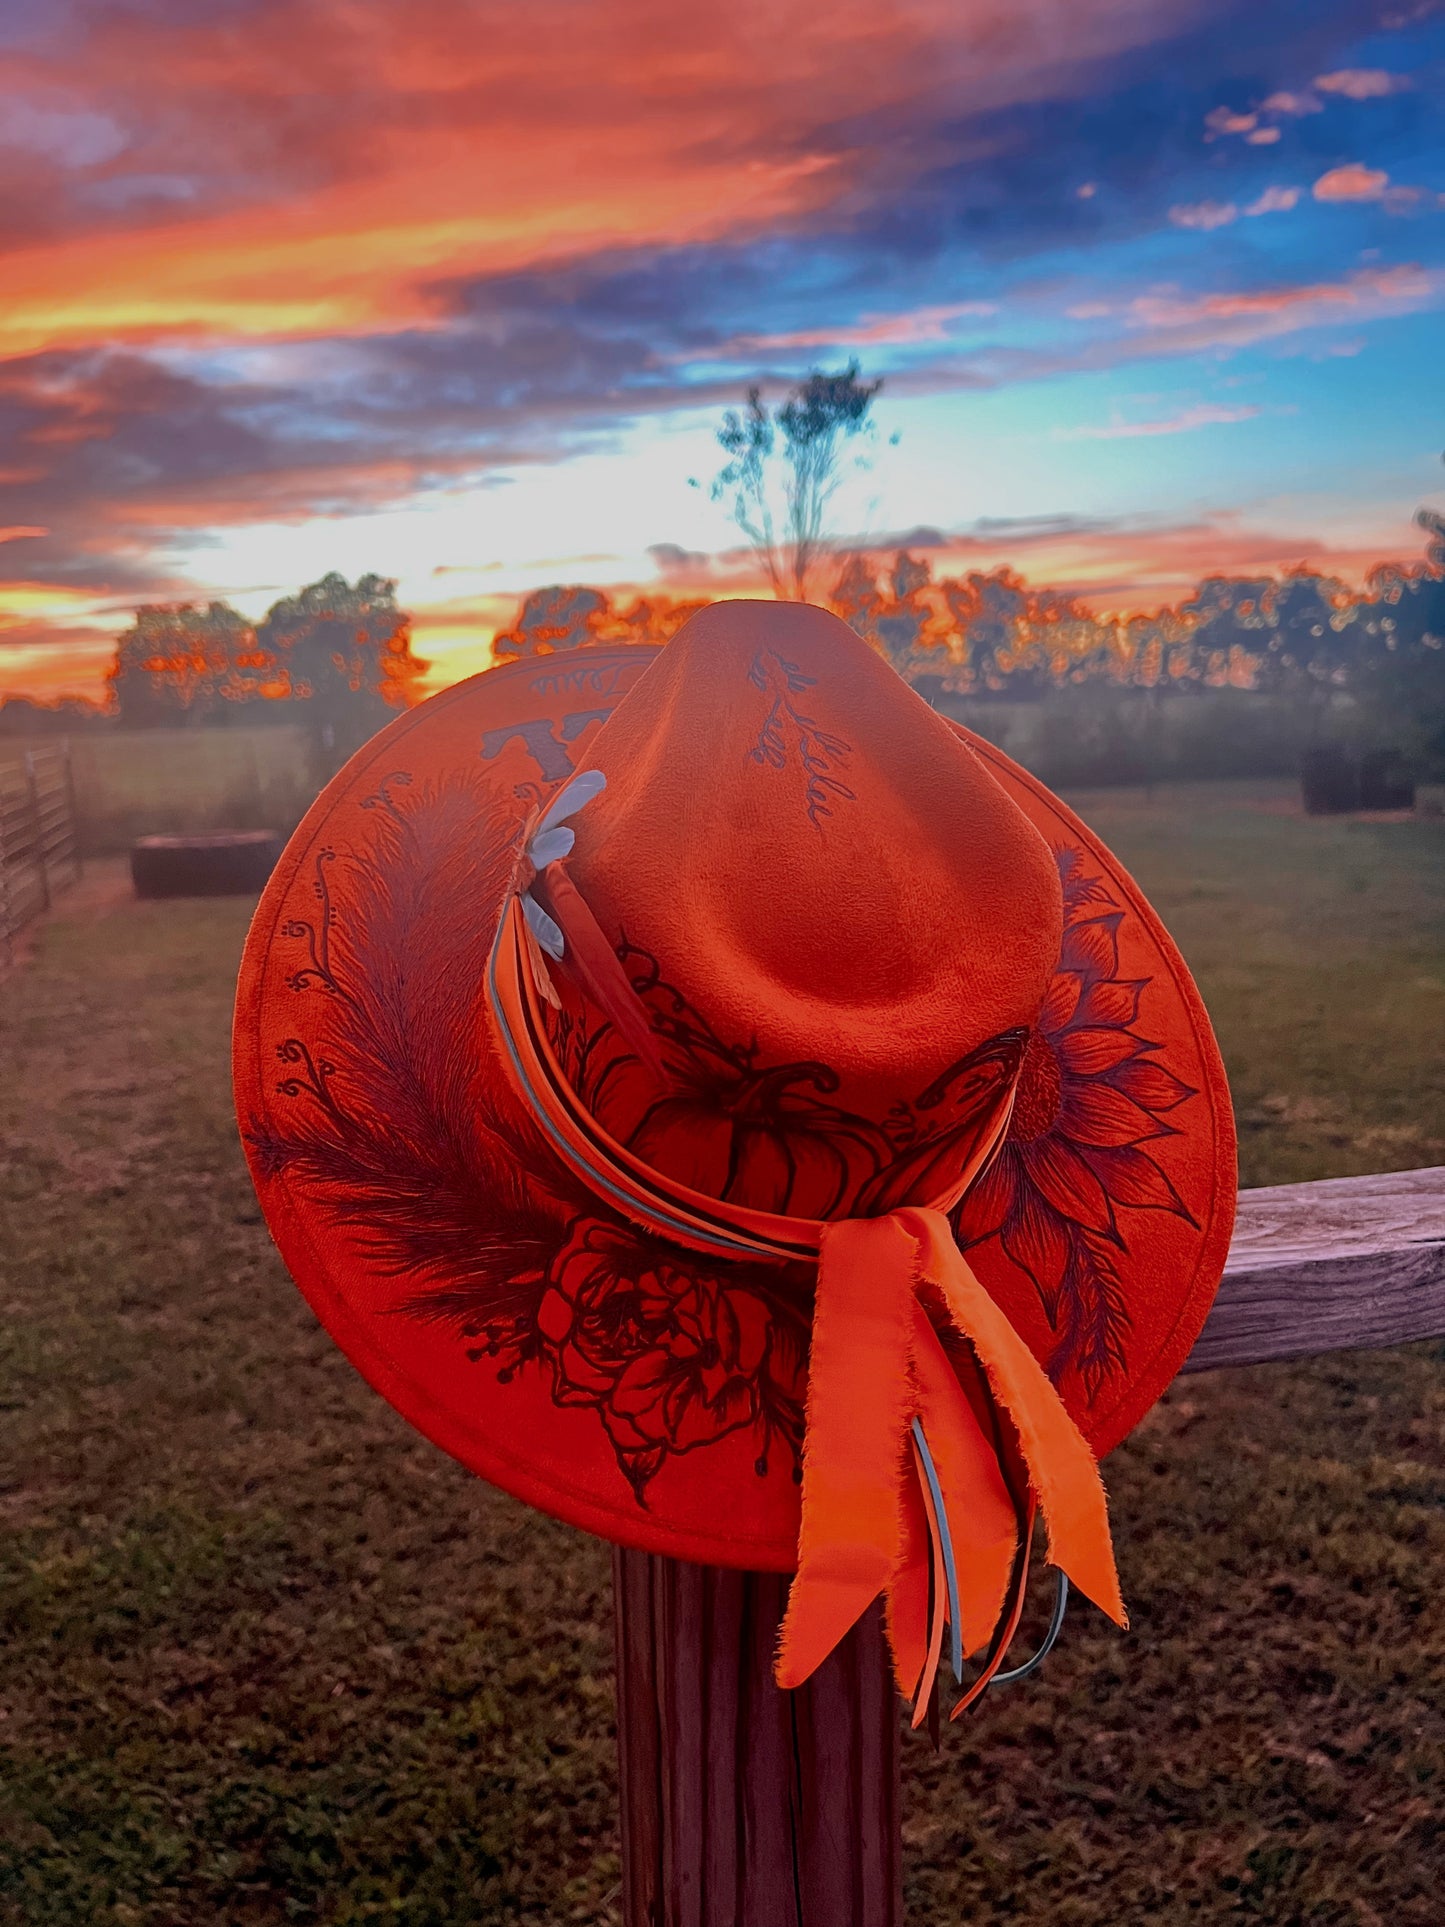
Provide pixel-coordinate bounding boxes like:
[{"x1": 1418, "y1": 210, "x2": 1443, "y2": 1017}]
[{"x1": 0, "y1": 784, "x2": 1441, "y2": 1925}]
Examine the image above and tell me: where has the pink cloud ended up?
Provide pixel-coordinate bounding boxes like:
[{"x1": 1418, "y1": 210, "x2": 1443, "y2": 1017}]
[
  {"x1": 882, "y1": 264, "x2": 1439, "y2": 404},
  {"x1": 707, "y1": 301, "x2": 998, "y2": 356},
  {"x1": 1168, "y1": 200, "x2": 1237, "y2": 230},
  {"x1": 1059, "y1": 402, "x2": 1262, "y2": 440},
  {"x1": 1204, "y1": 106, "x2": 1257, "y2": 138},
  {"x1": 1244, "y1": 186, "x2": 1300, "y2": 215},
  {"x1": 1127, "y1": 263, "x2": 1437, "y2": 339},
  {"x1": 1313, "y1": 164, "x2": 1391, "y2": 202},
  {"x1": 1313, "y1": 69, "x2": 1403, "y2": 100},
  {"x1": 1261, "y1": 90, "x2": 1322, "y2": 117},
  {"x1": 1246, "y1": 127, "x2": 1282, "y2": 145}
]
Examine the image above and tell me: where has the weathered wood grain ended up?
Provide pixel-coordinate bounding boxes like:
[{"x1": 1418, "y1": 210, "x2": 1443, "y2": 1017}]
[
  {"x1": 613, "y1": 1548, "x2": 901, "y2": 1927},
  {"x1": 1183, "y1": 1164, "x2": 1445, "y2": 1373},
  {"x1": 616, "y1": 1166, "x2": 1445, "y2": 1925},
  {"x1": 0, "y1": 743, "x2": 79, "y2": 961}
]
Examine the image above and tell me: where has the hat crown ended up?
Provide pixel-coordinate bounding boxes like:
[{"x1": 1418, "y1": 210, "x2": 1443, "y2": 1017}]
[{"x1": 562, "y1": 601, "x2": 1063, "y2": 1215}]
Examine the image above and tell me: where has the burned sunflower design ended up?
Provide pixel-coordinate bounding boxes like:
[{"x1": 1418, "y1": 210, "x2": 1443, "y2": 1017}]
[{"x1": 954, "y1": 848, "x2": 1199, "y2": 1396}]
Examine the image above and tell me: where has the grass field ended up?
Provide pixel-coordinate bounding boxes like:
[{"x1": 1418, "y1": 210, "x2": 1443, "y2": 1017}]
[{"x1": 1, "y1": 781, "x2": 1442, "y2": 1926}]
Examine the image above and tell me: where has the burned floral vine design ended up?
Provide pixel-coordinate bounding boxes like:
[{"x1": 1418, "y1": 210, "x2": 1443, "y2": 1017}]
[
  {"x1": 245, "y1": 771, "x2": 811, "y2": 1503},
  {"x1": 273, "y1": 1036, "x2": 346, "y2": 1127},
  {"x1": 281, "y1": 848, "x2": 344, "y2": 996},
  {"x1": 358, "y1": 769, "x2": 414, "y2": 824},
  {"x1": 954, "y1": 847, "x2": 1200, "y2": 1397},
  {"x1": 746, "y1": 650, "x2": 856, "y2": 828}
]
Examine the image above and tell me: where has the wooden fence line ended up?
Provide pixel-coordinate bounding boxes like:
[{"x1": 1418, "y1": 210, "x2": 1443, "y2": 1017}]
[
  {"x1": 1183, "y1": 1164, "x2": 1445, "y2": 1373},
  {"x1": 615, "y1": 1162, "x2": 1445, "y2": 1927},
  {"x1": 0, "y1": 742, "x2": 81, "y2": 964}
]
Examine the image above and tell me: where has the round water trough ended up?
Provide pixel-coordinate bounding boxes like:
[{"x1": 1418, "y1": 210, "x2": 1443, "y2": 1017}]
[{"x1": 130, "y1": 831, "x2": 282, "y2": 899}]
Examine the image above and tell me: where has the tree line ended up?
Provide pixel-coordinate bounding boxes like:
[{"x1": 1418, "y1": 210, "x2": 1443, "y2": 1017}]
[
  {"x1": 2, "y1": 536, "x2": 1438, "y2": 781},
  {"x1": 99, "y1": 574, "x2": 425, "y2": 761},
  {"x1": 489, "y1": 525, "x2": 1445, "y2": 778},
  {"x1": 2, "y1": 362, "x2": 1439, "y2": 778}
]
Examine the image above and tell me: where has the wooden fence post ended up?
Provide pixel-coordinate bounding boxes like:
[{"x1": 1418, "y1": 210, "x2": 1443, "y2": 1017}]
[
  {"x1": 23, "y1": 750, "x2": 51, "y2": 912},
  {"x1": 57, "y1": 740, "x2": 82, "y2": 885},
  {"x1": 0, "y1": 741, "x2": 81, "y2": 963},
  {"x1": 613, "y1": 1550, "x2": 900, "y2": 1927},
  {"x1": 613, "y1": 1165, "x2": 1445, "y2": 1926},
  {"x1": 0, "y1": 796, "x2": 11, "y2": 967}
]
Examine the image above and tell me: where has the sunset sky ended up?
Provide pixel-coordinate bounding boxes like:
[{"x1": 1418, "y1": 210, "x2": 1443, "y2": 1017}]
[{"x1": 2, "y1": 0, "x2": 1443, "y2": 701}]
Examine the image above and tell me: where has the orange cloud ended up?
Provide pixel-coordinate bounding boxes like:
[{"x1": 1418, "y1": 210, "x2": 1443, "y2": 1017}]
[
  {"x1": 1260, "y1": 90, "x2": 1322, "y2": 117},
  {"x1": 1203, "y1": 106, "x2": 1257, "y2": 138},
  {"x1": 958, "y1": 520, "x2": 1425, "y2": 615},
  {"x1": 0, "y1": 152, "x2": 845, "y2": 362},
  {"x1": 874, "y1": 265, "x2": 1445, "y2": 393},
  {"x1": 1313, "y1": 164, "x2": 1391, "y2": 202},
  {"x1": 0, "y1": 630, "x2": 116, "y2": 702},
  {"x1": 0, "y1": 574, "x2": 125, "y2": 699},
  {"x1": 0, "y1": 582, "x2": 101, "y2": 622},
  {"x1": 0, "y1": 0, "x2": 1197, "y2": 364}
]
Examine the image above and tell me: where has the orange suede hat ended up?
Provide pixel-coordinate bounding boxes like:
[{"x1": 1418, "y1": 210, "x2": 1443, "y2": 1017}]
[{"x1": 234, "y1": 601, "x2": 1236, "y2": 1716}]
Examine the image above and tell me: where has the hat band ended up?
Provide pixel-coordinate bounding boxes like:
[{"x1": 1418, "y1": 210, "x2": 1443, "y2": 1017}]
[{"x1": 487, "y1": 889, "x2": 1126, "y2": 1719}]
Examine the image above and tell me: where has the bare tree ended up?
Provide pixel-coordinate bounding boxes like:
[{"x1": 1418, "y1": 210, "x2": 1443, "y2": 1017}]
[{"x1": 705, "y1": 360, "x2": 883, "y2": 601}]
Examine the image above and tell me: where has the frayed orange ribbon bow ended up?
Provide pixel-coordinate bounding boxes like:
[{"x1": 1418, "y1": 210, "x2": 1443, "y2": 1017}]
[
  {"x1": 780, "y1": 1210, "x2": 1125, "y2": 1720},
  {"x1": 489, "y1": 874, "x2": 1126, "y2": 1721}
]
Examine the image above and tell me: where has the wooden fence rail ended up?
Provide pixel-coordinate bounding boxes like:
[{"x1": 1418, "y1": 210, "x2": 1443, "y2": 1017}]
[
  {"x1": 614, "y1": 1163, "x2": 1445, "y2": 1927},
  {"x1": 0, "y1": 742, "x2": 80, "y2": 964}
]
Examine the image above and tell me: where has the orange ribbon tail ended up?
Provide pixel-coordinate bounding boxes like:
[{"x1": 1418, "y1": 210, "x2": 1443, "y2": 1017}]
[
  {"x1": 773, "y1": 1217, "x2": 915, "y2": 1690},
  {"x1": 899, "y1": 1207, "x2": 1127, "y2": 1630},
  {"x1": 776, "y1": 1209, "x2": 1125, "y2": 1712}
]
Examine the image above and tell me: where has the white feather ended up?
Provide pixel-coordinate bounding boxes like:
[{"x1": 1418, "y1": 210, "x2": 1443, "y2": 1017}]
[
  {"x1": 521, "y1": 891, "x2": 566, "y2": 959},
  {"x1": 538, "y1": 768, "x2": 606, "y2": 834},
  {"x1": 527, "y1": 825, "x2": 575, "y2": 868}
]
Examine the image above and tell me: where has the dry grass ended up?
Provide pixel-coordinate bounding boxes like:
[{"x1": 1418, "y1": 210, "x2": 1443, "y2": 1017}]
[{"x1": 1, "y1": 781, "x2": 1443, "y2": 1925}]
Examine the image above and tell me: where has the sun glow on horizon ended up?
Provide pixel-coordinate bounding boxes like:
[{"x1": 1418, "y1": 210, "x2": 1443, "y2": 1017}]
[{"x1": 1, "y1": 0, "x2": 1442, "y2": 705}]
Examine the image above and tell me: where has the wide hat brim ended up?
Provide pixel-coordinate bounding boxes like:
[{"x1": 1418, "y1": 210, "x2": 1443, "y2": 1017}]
[{"x1": 234, "y1": 645, "x2": 1236, "y2": 1572}]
